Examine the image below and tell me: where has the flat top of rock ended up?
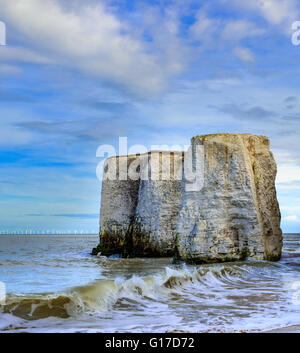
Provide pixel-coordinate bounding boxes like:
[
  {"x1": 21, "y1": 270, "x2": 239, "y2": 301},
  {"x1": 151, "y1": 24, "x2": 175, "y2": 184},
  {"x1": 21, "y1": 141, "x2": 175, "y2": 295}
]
[
  {"x1": 105, "y1": 134, "x2": 271, "y2": 161},
  {"x1": 192, "y1": 133, "x2": 268, "y2": 139},
  {"x1": 107, "y1": 150, "x2": 184, "y2": 160},
  {"x1": 192, "y1": 133, "x2": 270, "y2": 146}
]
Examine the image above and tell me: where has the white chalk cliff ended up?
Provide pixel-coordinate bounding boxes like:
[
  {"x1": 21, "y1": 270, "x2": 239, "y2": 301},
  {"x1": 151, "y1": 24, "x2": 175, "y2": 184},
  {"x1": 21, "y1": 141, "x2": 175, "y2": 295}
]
[{"x1": 93, "y1": 134, "x2": 282, "y2": 263}]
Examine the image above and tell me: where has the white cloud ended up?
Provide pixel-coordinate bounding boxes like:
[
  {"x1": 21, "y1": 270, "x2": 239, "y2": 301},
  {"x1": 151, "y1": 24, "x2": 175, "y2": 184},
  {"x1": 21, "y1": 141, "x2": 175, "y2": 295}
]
[
  {"x1": 189, "y1": 10, "x2": 219, "y2": 43},
  {"x1": 222, "y1": 20, "x2": 265, "y2": 41},
  {"x1": 283, "y1": 215, "x2": 299, "y2": 222},
  {"x1": 0, "y1": 46, "x2": 52, "y2": 64},
  {"x1": 0, "y1": 124, "x2": 33, "y2": 146},
  {"x1": 134, "y1": 3, "x2": 190, "y2": 78},
  {"x1": 0, "y1": 0, "x2": 177, "y2": 96},
  {"x1": 189, "y1": 10, "x2": 264, "y2": 52},
  {"x1": 233, "y1": 46, "x2": 255, "y2": 62},
  {"x1": 0, "y1": 63, "x2": 22, "y2": 75},
  {"x1": 281, "y1": 206, "x2": 300, "y2": 212},
  {"x1": 250, "y1": 0, "x2": 298, "y2": 25},
  {"x1": 277, "y1": 163, "x2": 300, "y2": 183},
  {"x1": 274, "y1": 151, "x2": 298, "y2": 164},
  {"x1": 227, "y1": 0, "x2": 299, "y2": 33}
]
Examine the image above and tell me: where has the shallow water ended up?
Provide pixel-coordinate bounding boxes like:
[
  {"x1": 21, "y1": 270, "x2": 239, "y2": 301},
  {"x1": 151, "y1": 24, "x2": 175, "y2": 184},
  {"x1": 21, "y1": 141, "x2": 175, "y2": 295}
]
[{"x1": 0, "y1": 234, "x2": 300, "y2": 332}]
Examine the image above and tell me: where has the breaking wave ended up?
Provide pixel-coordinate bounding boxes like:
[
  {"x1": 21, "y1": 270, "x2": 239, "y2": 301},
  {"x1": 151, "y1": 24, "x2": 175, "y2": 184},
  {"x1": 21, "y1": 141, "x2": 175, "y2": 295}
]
[{"x1": 1, "y1": 262, "x2": 277, "y2": 321}]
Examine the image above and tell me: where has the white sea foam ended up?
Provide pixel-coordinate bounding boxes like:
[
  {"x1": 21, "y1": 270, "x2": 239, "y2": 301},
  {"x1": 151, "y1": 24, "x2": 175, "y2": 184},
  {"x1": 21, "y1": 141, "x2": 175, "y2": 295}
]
[{"x1": 1, "y1": 234, "x2": 300, "y2": 332}]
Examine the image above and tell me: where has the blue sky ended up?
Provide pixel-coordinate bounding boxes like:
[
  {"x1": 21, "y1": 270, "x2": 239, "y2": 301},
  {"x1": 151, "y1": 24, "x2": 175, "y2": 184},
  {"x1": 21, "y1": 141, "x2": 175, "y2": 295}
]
[{"x1": 0, "y1": 0, "x2": 300, "y2": 233}]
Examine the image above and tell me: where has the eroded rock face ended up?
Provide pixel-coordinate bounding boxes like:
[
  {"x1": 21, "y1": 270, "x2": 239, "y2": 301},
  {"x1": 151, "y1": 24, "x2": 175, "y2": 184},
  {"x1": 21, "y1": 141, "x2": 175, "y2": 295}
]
[
  {"x1": 96, "y1": 155, "x2": 140, "y2": 256},
  {"x1": 94, "y1": 151, "x2": 184, "y2": 257},
  {"x1": 132, "y1": 152, "x2": 183, "y2": 256},
  {"x1": 176, "y1": 134, "x2": 282, "y2": 263},
  {"x1": 93, "y1": 133, "x2": 282, "y2": 263}
]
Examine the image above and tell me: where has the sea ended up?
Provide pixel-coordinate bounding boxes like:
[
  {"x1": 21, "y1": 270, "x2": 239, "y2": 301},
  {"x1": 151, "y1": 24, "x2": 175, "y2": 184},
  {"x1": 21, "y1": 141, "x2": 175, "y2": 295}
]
[{"x1": 0, "y1": 233, "x2": 300, "y2": 333}]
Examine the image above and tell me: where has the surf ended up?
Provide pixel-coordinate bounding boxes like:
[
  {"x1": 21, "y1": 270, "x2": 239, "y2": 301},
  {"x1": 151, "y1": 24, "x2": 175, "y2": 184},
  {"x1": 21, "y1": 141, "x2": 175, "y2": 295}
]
[{"x1": 1, "y1": 263, "x2": 275, "y2": 321}]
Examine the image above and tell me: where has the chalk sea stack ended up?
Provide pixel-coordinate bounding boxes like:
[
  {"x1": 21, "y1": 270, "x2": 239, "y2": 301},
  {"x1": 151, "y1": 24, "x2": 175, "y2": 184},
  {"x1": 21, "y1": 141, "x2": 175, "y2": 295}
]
[{"x1": 92, "y1": 133, "x2": 283, "y2": 263}]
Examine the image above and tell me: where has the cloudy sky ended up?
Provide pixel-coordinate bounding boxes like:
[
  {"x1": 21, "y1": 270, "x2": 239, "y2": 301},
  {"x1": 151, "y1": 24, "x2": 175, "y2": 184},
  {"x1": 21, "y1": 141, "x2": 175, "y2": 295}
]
[{"x1": 0, "y1": 0, "x2": 300, "y2": 233}]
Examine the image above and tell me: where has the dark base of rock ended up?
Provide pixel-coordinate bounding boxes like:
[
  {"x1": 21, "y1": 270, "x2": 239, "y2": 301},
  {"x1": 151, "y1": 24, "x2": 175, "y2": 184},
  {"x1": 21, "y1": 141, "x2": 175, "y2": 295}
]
[
  {"x1": 175, "y1": 256, "x2": 246, "y2": 265},
  {"x1": 92, "y1": 224, "x2": 176, "y2": 258},
  {"x1": 91, "y1": 241, "x2": 130, "y2": 257},
  {"x1": 92, "y1": 240, "x2": 283, "y2": 264},
  {"x1": 173, "y1": 249, "x2": 249, "y2": 264},
  {"x1": 92, "y1": 240, "x2": 174, "y2": 258},
  {"x1": 91, "y1": 243, "x2": 119, "y2": 256},
  {"x1": 265, "y1": 252, "x2": 282, "y2": 262}
]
